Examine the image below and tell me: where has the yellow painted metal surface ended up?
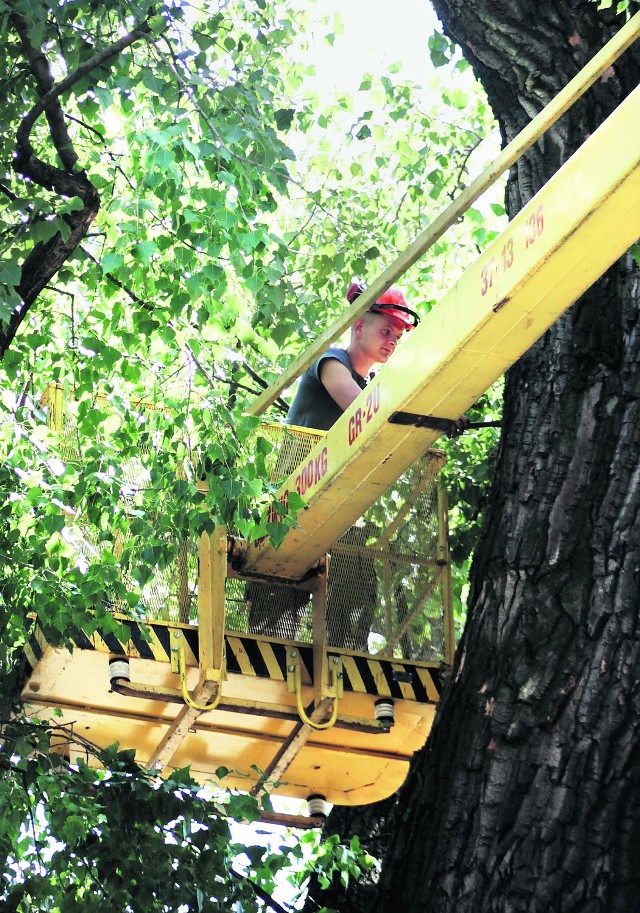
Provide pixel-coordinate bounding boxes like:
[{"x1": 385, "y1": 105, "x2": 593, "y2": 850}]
[
  {"x1": 22, "y1": 621, "x2": 438, "y2": 805},
  {"x1": 243, "y1": 83, "x2": 640, "y2": 580}
]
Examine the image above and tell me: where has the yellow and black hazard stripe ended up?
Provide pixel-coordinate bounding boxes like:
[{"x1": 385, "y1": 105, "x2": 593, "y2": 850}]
[
  {"x1": 225, "y1": 635, "x2": 307, "y2": 681},
  {"x1": 23, "y1": 616, "x2": 199, "y2": 669},
  {"x1": 24, "y1": 616, "x2": 442, "y2": 704},
  {"x1": 23, "y1": 623, "x2": 48, "y2": 677},
  {"x1": 223, "y1": 637, "x2": 441, "y2": 701},
  {"x1": 338, "y1": 653, "x2": 441, "y2": 703}
]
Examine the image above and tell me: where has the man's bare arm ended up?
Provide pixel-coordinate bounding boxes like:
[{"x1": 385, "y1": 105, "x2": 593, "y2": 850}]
[{"x1": 319, "y1": 359, "x2": 364, "y2": 412}]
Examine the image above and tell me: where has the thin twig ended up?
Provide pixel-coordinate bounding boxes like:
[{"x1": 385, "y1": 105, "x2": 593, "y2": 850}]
[{"x1": 229, "y1": 867, "x2": 294, "y2": 913}]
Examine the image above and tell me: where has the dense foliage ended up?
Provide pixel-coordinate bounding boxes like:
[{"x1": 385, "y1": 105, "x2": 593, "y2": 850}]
[{"x1": 0, "y1": 0, "x2": 502, "y2": 907}]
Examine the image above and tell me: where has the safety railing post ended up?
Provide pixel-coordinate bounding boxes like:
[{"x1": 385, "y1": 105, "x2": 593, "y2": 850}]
[
  {"x1": 437, "y1": 485, "x2": 455, "y2": 665},
  {"x1": 311, "y1": 560, "x2": 329, "y2": 708},
  {"x1": 197, "y1": 526, "x2": 227, "y2": 688}
]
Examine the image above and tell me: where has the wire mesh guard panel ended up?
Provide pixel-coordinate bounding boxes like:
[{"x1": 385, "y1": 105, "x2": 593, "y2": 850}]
[
  {"x1": 120, "y1": 538, "x2": 199, "y2": 624},
  {"x1": 78, "y1": 513, "x2": 199, "y2": 624},
  {"x1": 227, "y1": 576, "x2": 314, "y2": 642},
  {"x1": 242, "y1": 424, "x2": 448, "y2": 663},
  {"x1": 325, "y1": 458, "x2": 446, "y2": 662},
  {"x1": 41, "y1": 391, "x2": 448, "y2": 659}
]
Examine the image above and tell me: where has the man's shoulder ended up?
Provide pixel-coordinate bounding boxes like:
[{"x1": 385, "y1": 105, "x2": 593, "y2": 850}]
[{"x1": 318, "y1": 346, "x2": 351, "y2": 370}]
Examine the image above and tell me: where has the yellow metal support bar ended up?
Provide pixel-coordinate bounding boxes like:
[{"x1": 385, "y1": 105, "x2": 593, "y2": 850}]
[
  {"x1": 145, "y1": 676, "x2": 220, "y2": 773},
  {"x1": 438, "y1": 486, "x2": 455, "y2": 666},
  {"x1": 197, "y1": 528, "x2": 227, "y2": 686},
  {"x1": 176, "y1": 538, "x2": 190, "y2": 624},
  {"x1": 283, "y1": 566, "x2": 344, "y2": 732},
  {"x1": 242, "y1": 83, "x2": 640, "y2": 580},
  {"x1": 311, "y1": 565, "x2": 329, "y2": 708},
  {"x1": 247, "y1": 12, "x2": 640, "y2": 417},
  {"x1": 249, "y1": 698, "x2": 335, "y2": 798},
  {"x1": 145, "y1": 529, "x2": 228, "y2": 771},
  {"x1": 45, "y1": 383, "x2": 64, "y2": 432}
]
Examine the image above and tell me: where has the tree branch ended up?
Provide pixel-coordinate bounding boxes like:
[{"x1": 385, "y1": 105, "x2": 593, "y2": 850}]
[
  {"x1": 230, "y1": 867, "x2": 294, "y2": 913},
  {"x1": 236, "y1": 349, "x2": 290, "y2": 415},
  {"x1": 10, "y1": 9, "x2": 80, "y2": 173},
  {"x1": 2, "y1": 14, "x2": 153, "y2": 361},
  {"x1": 0, "y1": 194, "x2": 101, "y2": 358},
  {"x1": 14, "y1": 17, "x2": 151, "y2": 179},
  {"x1": 0, "y1": 181, "x2": 18, "y2": 202}
]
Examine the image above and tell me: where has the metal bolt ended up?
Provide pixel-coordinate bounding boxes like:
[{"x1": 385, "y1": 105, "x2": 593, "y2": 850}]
[{"x1": 287, "y1": 665, "x2": 295, "y2": 673}]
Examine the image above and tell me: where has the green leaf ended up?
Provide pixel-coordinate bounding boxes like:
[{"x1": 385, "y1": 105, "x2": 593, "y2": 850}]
[
  {"x1": 132, "y1": 240, "x2": 158, "y2": 263},
  {"x1": 428, "y1": 32, "x2": 452, "y2": 68},
  {"x1": 0, "y1": 262, "x2": 21, "y2": 286},
  {"x1": 102, "y1": 252, "x2": 124, "y2": 272},
  {"x1": 450, "y1": 88, "x2": 468, "y2": 109},
  {"x1": 274, "y1": 107, "x2": 295, "y2": 130},
  {"x1": 30, "y1": 218, "x2": 64, "y2": 245},
  {"x1": 148, "y1": 14, "x2": 166, "y2": 33}
]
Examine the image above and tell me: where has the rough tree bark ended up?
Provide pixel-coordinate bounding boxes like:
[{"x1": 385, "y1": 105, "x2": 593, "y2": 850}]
[{"x1": 307, "y1": 4, "x2": 640, "y2": 912}]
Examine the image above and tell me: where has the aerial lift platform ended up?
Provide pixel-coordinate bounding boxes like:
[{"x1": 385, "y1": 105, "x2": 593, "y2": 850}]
[
  {"x1": 21, "y1": 15, "x2": 640, "y2": 818},
  {"x1": 23, "y1": 422, "x2": 451, "y2": 812}
]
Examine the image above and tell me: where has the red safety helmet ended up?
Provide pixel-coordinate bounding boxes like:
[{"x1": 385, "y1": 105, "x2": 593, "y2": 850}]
[{"x1": 346, "y1": 281, "x2": 419, "y2": 328}]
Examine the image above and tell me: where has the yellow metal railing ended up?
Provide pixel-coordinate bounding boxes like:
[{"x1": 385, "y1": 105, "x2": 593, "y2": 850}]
[{"x1": 41, "y1": 385, "x2": 454, "y2": 666}]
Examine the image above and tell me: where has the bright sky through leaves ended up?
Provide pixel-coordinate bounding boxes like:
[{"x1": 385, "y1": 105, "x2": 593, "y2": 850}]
[{"x1": 308, "y1": 0, "x2": 438, "y2": 92}]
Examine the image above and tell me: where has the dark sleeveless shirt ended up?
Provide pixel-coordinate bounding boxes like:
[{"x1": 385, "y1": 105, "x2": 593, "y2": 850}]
[{"x1": 286, "y1": 347, "x2": 367, "y2": 431}]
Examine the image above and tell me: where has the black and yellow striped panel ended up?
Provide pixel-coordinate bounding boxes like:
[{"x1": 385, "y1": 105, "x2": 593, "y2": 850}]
[
  {"x1": 339, "y1": 654, "x2": 441, "y2": 702},
  {"x1": 23, "y1": 618, "x2": 442, "y2": 703},
  {"x1": 225, "y1": 635, "x2": 306, "y2": 681},
  {"x1": 23, "y1": 623, "x2": 48, "y2": 676},
  {"x1": 22, "y1": 616, "x2": 200, "y2": 670}
]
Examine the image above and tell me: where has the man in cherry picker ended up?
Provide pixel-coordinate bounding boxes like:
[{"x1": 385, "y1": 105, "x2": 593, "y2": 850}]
[
  {"x1": 247, "y1": 283, "x2": 467, "y2": 647},
  {"x1": 248, "y1": 282, "x2": 419, "y2": 643},
  {"x1": 287, "y1": 281, "x2": 469, "y2": 435},
  {"x1": 287, "y1": 281, "x2": 419, "y2": 431}
]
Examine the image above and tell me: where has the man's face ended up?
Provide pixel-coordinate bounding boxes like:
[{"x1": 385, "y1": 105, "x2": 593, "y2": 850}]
[{"x1": 357, "y1": 313, "x2": 405, "y2": 363}]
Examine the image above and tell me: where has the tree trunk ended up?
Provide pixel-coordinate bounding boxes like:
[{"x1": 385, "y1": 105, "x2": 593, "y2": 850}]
[{"x1": 310, "y1": 4, "x2": 640, "y2": 913}]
